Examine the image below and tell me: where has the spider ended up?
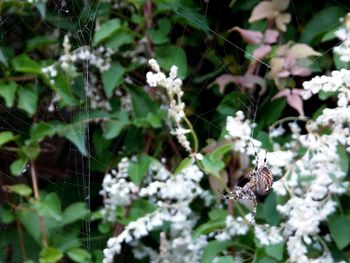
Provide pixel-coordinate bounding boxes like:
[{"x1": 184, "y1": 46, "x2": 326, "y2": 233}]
[{"x1": 220, "y1": 145, "x2": 274, "y2": 224}]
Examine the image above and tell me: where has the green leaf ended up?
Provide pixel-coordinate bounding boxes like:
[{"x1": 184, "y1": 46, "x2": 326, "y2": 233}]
[
  {"x1": 255, "y1": 247, "x2": 278, "y2": 263},
  {"x1": 200, "y1": 155, "x2": 225, "y2": 177},
  {"x1": 213, "y1": 256, "x2": 234, "y2": 263},
  {"x1": 337, "y1": 145, "x2": 349, "y2": 174},
  {"x1": 26, "y1": 36, "x2": 55, "y2": 51},
  {"x1": 98, "y1": 222, "x2": 111, "y2": 234},
  {"x1": 300, "y1": 6, "x2": 346, "y2": 45},
  {"x1": 208, "y1": 209, "x2": 227, "y2": 220},
  {"x1": 155, "y1": 45, "x2": 188, "y2": 78},
  {"x1": 102, "y1": 62, "x2": 125, "y2": 97},
  {"x1": 334, "y1": 52, "x2": 350, "y2": 70},
  {"x1": 318, "y1": 90, "x2": 338, "y2": 100},
  {"x1": 17, "y1": 209, "x2": 42, "y2": 243},
  {"x1": 321, "y1": 26, "x2": 341, "y2": 43},
  {"x1": 174, "y1": 157, "x2": 192, "y2": 174},
  {"x1": 93, "y1": 18, "x2": 121, "y2": 45},
  {"x1": 54, "y1": 69, "x2": 79, "y2": 106},
  {"x1": 17, "y1": 86, "x2": 38, "y2": 116},
  {"x1": 10, "y1": 159, "x2": 28, "y2": 176},
  {"x1": 105, "y1": 31, "x2": 134, "y2": 49},
  {"x1": 210, "y1": 143, "x2": 234, "y2": 160},
  {"x1": 40, "y1": 247, "x2": 63, "y2": 263},
  {"x1": 34, "y1": 193, "x2": 62, "y2": 221},
  {"x1": 128, "y1": 154, "x2": 152, "y2": 185},
  {"x1": 166, "y1": 1, "x2": 209, "y2": 33},
  {"x1": 61, "y1": 124, "x2": 87, "y2": 156},
  {"x1": 260, "y1": 98, "x2": 286, "y2": 127},
  {"x1": 22, "y1": 143, "x2": 41, "y2": 160},
  {"x1": 6, "y1": 184, "x2": 32, "y2": 197},
  {"x1": 0, "y1": 48, "x2": 8, "y2": 66},
  {"x1": 102, "y1": 111, "x2": 129, "y2": 139},
  {"x1": 12, "y1": 54, "x2": 42, "y2": 75},
  {"x1": 260, "y1": 192, "x2": 280, "y2": 226},
  {"x1": 0, "y1": 131, "x2": 16, "y2": 147},
  {"x1": 29, "y1": 122, "x2": 58, "y2": 143},
  {"x1": 121, "y1": 199, "x2": 157, "y2": 224},
  {"x1": 194, "y1": 218, "x2": 226, "y2": 238},
  {"x1": 149, "y1": 18, "x2": 171, "y2": 44},
  {"x1": 0, "y1": 209, "x2": 15, "y2": 224},
  {"x1": 62, "y1": 202, "x2": 88, "y2": 225},
  {"x1": 265, "y1": 243, "x2": 284, "y2": 261},
  {"x1": 52, "y1": 230, "x2": 81, "y2": 252},
  {"x1": 329, "y1": 215, "x2": 350, "y2": 249},
  {"x1": 67, "y1": 248, "x2": 92, "y2": 263},
  {"x1": 128, "y1": 86, "x2": 158, "y2": 118},
  {"x1": 201, "y1": 240, "x2": 234, "y2": 263},
  {"x1": 34, "y1": 2, "x2": 46, "y2": 17},
  {"x1": 0, "y1": 82, "x2": 17, "y2": 107}
]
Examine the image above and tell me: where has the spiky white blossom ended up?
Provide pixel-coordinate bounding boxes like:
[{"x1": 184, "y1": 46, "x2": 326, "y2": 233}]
[
  {"x1": 215, "y1": 215, "x2": 249, "y2": 241},
  {"x1": 146, "y1": 59, "x2": 192, "y2": 153},
  {"x1": 225, "y1": 110, "x2": 261, "y2": 153},
  {"x1": 334, "y1": 20, "x2": 350, "y2": 62},
  {"x1": 254, "y1": 225, "x2": 283, "y2": 246},
  {"x1": 100, "y1": 158, "x2": 138, "y2": 222},
  {"x1": 102, "y1": 161, "x2": 206, "y2": 263}
]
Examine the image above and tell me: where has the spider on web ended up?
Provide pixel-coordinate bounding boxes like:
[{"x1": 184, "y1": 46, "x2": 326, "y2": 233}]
[{"x1": 220, "y1": 144, "x2": 274, "y2": 224}]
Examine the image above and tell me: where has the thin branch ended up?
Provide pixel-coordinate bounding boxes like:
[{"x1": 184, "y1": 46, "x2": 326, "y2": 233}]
[
  {"x1": 30, "y1": 161, "x2": 48, "y2": 247},
  {"x1": 30, "y1": 161, "x2": 40, "y2": 200},
  {"x1": 16, "y1": 217, "x2": 27, "y2": 260}
]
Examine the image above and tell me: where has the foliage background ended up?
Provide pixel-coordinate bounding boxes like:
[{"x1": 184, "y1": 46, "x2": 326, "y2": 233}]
[{"x1": 1, "y1": 0, "x2": 350, "y2": 262}]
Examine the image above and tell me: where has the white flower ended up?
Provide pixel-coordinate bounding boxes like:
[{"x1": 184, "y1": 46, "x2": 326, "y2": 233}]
[
  {"x1": 270, "y1": 125, "x2": 285, "y2": 137},
  {"x1": 254, "y1": 225, "x2": 283, "y2": 246}
]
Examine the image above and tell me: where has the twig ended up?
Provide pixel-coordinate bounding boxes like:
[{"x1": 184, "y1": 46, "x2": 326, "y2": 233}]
[
  {"x1": 30, "y1": 161, "x2": 40, "y2": 200},
  {"x1": 16, "y1": 217, "x2": 27, "y2": 260},
  {"x1": 30, "y1": 161, "x2": 48, "y2": 247},
  {"x1": 143, "y1": 0, "x2": 154, "y2": 56},
  {"x1": 0, "y1": 75, "x2": 37, "y2": 82}
]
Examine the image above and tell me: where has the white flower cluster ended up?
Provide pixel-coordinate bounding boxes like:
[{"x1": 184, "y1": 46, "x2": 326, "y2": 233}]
[
  {"x1": 225, "y1": 110, "x2": 261, "y2": 154},
  {"x1": 100, "y1": 157, "x2": 138, "y2": 223},
  {"x1": 254, "y1": 224, "x2": 283, "y2": 246},
  {"x1": 42, "y1": 65, "x2": 58, "y2": 84},
  {"x1": 334, "y1": 17, "x2": 350, "y2": 62},
  {"x1": 267, "y1": 70, "x2": 350, "y2": 262},
  {"x1": 303, "y1": 69, "x2": 350, "y2": 151},
  {"x1": 87, "y1": 75, "x2": 112, "y2": 111},
  {"x1": 102, "y1": 160, "x2": 207, "y2": 263},
  {"x1": 146, "y1": 59, "x2": 193, "y2": 153},
  {"x1": 131, "y1": 230, "x2": 208, "y2": 263},
  {"x1": 60, "y1": 35, "x2": 113, "y2": 72},
  {"x1": 215, "y1": 215, "x2": 249, "y2": 240}
]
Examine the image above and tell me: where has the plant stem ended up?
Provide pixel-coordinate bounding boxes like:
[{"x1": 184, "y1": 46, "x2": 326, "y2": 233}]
[
  {"x1": 30, "y1": 161, "x2": 40, "y2": 200},
  {"x1": 30, "y1": 161, "x2": 48, "y2": 247},
  {"x1": 16, "y1": 217, "x2": 27, "y2": 260},
  {"x1": 183, "y1": 116, "x2": 199, "y2": 153}
]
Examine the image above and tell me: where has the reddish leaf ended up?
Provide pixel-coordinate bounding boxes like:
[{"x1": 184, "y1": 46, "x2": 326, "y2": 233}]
[
  {"x1": 230, "y1": 27, "x2": 263, "y2": 44},
  {"x1": 253, "y1": 45, "x2": 271, "y2": 60},
  {"x1": 272, "y1": 89, "x2": 290, "y2": 99},
  {"x1": 290, "y1": 66, "x2": 311, "y2": 77},
  {"x1": 275, "y1": 13, "x2": 291, "y2": 32},
  {"x1": 213, "y1": 74, "x2": 233, "y2": 93},
  {"x1": 272, "y1": 89, "x2": 305, "y2": 116},
  {"x1": 249, "y1": 1, "x2": 279, "y2": 23},
  {"x1": 287, "y1": 93, "x2": 304, "y2": 116},
  {"x1": 213, "y1": 74, "x2": 266, "y2": 93},
  {"x1": 264, "y1": 29, "x2": 279, "y2": 44}
]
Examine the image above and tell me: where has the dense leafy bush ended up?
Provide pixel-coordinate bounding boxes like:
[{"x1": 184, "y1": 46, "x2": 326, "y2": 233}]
[{"x1": 1, "y1": 0, "x2": 350, "y2": 262}]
